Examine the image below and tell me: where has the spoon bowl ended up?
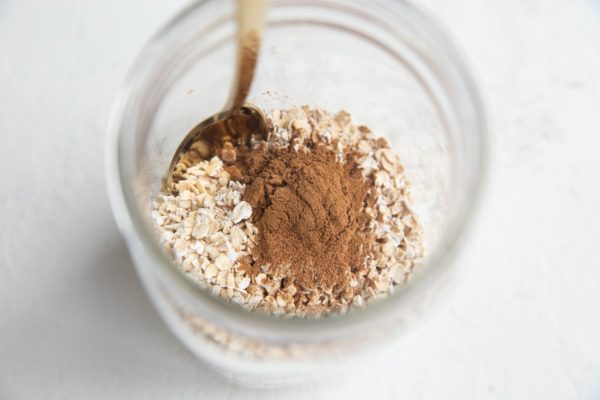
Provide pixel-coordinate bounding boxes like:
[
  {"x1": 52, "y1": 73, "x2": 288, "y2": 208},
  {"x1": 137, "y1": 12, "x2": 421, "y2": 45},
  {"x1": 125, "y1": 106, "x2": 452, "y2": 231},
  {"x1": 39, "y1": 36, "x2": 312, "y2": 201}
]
[{"x1": 165, "y1": 104, "x2": 267, "y2": 191}]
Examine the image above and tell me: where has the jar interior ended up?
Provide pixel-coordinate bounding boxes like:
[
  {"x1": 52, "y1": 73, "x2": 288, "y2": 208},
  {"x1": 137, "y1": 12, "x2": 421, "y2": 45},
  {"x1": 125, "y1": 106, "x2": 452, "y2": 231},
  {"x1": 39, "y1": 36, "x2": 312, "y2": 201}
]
[{"x1": 120, "y1": 0, "x2": 482, "y2": 320}]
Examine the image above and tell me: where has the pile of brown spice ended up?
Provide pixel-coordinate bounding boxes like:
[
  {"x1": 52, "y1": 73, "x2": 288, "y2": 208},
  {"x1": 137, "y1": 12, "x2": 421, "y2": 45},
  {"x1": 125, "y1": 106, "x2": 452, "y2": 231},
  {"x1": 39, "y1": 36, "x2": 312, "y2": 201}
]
[
  {"x1": 152, "y1": 107, "x2": 423, "y2": 316},
  {"x1": 231, "y1": 144, "x2": 373, "y2": 290}
]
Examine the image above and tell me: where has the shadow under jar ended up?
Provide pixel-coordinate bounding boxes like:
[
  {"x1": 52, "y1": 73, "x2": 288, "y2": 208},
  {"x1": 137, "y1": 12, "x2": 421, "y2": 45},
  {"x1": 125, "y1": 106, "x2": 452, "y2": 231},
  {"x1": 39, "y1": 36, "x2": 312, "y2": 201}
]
[{"x1": 106, "y1": 0, "x2": 486, "y2": 387}]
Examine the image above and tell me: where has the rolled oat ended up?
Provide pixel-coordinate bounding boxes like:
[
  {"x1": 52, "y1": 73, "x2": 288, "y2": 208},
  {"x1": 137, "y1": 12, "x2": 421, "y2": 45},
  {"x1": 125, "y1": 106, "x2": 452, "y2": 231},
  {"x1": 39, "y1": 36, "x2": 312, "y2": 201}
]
[{"x1": 152, "y1": 107, "x2": 424, "y2": 317}]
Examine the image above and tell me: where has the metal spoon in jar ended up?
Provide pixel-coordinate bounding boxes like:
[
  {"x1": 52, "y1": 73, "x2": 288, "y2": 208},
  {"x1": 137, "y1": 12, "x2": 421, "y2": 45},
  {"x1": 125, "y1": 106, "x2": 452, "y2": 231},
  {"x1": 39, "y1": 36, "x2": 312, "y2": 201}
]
[{"x1": 165, "y1": 0, "x2": 269, "y2": 192}]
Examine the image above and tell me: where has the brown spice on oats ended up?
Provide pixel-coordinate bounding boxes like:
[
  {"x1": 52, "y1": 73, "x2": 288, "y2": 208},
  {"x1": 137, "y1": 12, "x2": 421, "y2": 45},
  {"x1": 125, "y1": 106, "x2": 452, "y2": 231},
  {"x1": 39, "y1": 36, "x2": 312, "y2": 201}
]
[
  {"x1": 152, "y1": 106, "x2": 424, "y2": 317},
  {"x1": 231, "y1": 144, "x2": 373, "y2": 290}
]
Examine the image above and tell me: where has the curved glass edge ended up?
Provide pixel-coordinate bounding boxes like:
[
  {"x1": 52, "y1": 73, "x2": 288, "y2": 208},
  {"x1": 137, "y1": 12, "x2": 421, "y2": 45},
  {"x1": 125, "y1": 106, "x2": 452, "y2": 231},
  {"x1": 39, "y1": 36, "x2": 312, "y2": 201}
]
[{"x1": 105, "y1": 0, "x2": 488, "y2": 342}]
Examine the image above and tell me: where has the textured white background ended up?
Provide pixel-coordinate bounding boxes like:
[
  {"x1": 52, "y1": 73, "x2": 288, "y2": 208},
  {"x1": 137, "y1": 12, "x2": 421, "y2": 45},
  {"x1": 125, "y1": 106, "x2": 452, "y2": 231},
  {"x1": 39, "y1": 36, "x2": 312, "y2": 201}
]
[{"x1": 1, "y1": 0, "x2": 600, "y2": 399}]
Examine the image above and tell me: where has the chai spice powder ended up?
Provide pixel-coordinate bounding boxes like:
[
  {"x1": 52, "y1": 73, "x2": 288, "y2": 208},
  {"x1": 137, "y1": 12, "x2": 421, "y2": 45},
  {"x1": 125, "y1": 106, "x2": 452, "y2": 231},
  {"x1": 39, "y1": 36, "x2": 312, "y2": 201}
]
[{"x1": 230, "y1": 145, "x2": 373, "y2": 290}]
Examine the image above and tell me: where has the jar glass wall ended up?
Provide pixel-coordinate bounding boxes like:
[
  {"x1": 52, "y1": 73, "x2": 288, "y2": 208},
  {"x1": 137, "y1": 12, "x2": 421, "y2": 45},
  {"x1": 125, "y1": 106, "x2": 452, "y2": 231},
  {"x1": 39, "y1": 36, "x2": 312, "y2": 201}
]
[{"x1": 106, "y1": 0, "x2": 486, "y2": 387}]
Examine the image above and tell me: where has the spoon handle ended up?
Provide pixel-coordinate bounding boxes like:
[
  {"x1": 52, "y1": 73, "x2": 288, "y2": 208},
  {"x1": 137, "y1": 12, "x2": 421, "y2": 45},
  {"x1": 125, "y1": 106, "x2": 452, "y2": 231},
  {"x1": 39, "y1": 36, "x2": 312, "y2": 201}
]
[{"x1": 227, "y1": 0, "x2": 268, "y2": 111}]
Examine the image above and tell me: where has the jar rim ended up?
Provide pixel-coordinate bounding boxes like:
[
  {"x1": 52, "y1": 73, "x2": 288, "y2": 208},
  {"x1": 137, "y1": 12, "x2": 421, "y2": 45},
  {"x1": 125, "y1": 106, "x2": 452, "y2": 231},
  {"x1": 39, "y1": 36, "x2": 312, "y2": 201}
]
[{"x1": 105, "y1": 0, "x2": 488, "y2": 342}]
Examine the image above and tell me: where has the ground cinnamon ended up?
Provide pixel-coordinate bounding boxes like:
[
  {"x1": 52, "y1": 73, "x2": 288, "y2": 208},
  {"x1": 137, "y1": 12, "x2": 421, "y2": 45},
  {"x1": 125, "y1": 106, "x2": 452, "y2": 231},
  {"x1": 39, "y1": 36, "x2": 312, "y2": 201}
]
[{"x1": 229, "y1": 144, "x2": 373, "y2": 290}]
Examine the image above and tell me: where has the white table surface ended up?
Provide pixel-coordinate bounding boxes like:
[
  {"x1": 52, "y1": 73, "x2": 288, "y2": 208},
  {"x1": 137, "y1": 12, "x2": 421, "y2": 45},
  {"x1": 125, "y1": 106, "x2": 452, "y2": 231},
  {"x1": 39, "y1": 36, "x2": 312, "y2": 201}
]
[{"x1": 1, "y1": 0, "x2": 600, "y2": 398}]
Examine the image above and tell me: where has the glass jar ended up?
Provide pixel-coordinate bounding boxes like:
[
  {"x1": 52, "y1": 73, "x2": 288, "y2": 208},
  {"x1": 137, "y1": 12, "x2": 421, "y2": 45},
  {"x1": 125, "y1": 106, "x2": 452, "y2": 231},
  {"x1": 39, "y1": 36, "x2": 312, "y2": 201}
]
[{"x1": 106, "y1": 0, "x2": 486, "y2": 387}]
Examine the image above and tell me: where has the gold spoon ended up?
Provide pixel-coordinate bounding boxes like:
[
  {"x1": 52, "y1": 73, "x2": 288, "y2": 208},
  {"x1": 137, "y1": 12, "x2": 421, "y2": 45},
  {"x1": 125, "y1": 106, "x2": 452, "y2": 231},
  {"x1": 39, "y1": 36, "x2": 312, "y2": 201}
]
[{"x1": 165, "y1": 0, "x2": 269, "y2": 192}]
